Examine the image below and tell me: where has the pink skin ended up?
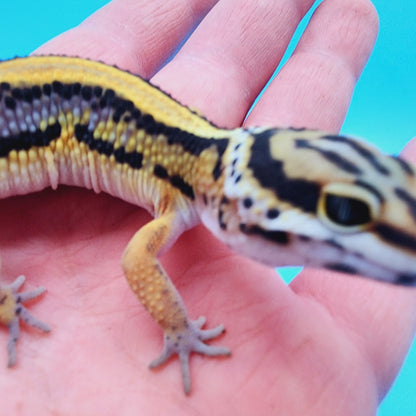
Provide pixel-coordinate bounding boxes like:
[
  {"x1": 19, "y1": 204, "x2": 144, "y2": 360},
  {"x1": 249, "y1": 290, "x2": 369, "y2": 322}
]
[{"x1": 0, "y1": 0, "x2": 415, "y2": 413}]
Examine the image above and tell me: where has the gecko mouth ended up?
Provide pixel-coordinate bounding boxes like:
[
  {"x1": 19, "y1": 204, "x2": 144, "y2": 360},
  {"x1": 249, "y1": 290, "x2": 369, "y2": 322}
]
[
  {"x1": 299, "y1": 237, "x2": 416, "y2": 287},
  {"x1": 325, "y1": 262, "x2": 416, "y2": 286}
]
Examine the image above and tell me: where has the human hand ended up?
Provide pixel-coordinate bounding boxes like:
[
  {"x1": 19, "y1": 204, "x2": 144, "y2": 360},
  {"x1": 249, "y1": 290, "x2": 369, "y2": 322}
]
[{"x1": 2, "y1": 0, "x2": 415, "y2": 414}]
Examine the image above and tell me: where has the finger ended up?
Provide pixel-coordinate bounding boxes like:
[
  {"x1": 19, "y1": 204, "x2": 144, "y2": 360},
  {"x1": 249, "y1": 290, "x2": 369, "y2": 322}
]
[
  {"x1": 292, "y1": 269, "x2": 416, "y2": 398},
  {"x1": 291, "y1": 139, "x2": 416, "y2": 398},
  {"x1": 35, "y1": 0, "x2": 218, "y2": 77},
  {"x1": 152, "y1": 0, "x2": 316, "y2": 128},
  {"x1": 246, "y1": 0, "x2": 379, "y2": 132},
  {"x1": 400, "y1": 136, "x2": 416, "y2": 160}
]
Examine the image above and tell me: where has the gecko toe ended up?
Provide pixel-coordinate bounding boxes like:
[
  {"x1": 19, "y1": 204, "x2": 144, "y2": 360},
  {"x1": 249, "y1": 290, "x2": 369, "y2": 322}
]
[
  {"x1": 150, "y1": 318, "x2": 230, "y2": 394},
  {"x1": 0, "y1": 276, "x2": 49, "y2": 367}
]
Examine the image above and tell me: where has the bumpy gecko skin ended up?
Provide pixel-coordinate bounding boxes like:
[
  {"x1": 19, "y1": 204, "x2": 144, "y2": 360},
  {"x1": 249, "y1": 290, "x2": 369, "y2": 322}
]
[{"x1": 0, "y1": 56, "x2": 416, "y2": 394}]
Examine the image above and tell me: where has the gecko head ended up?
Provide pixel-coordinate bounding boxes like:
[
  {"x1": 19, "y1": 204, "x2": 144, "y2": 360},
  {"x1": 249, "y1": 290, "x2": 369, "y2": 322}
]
[{"x1": 215, "y1": 127, "x2": 416, "y2": 286}]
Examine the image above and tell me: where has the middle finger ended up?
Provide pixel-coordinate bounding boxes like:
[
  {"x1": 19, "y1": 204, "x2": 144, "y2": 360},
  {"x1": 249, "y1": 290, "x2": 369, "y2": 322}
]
[{"x1": 152, "y1": 0, "x2": 316, "y2": 128}]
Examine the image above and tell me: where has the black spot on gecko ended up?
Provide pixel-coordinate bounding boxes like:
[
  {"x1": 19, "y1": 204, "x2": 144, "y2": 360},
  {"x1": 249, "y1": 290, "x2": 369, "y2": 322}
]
[
  {"x1": 81, "y1": 85, "x2": 93, "y2": 100},
  {"x1": 100, "y1": 89, "x2": 116, "y2": 108},
  {"x1": 21, "y1": 88, "x2": 34, "y2": 103},
  {"x1": 131, "y1": 108, "x2": 141, "y2": 120},
  {"x1": 113, "y1": 99, "x2": 135, "y2": 123},
  {"x1": 42, "y1": 84, "x2": 52, "y2": 96},
  {"x1": 243, "y1": 197, "x2": 253, "y2": 208},
  {"x1": 52, "y1": 81, "x2": 64, "y2": 95},
  {"x1": 4, "y1": 96, "x2": 16, "y2": 110},
  {"x1": 73, "y1": 83, "x2": 82, "y2": 95},
  {"x1": 154, "y1": 164, "x2": 169, "y2": 179},
  {"x1": 266, "y1": 208, "x2": 279, "y2": 219},
  {"x1": 170, "y1": 175, "x2": 194, "y2": 199},
  {"x1": 0, "y1": 82, "x2": 10, "y2": 91},
  {"x1": 218, "y1": 196, "x2": 230, "y2": 230},
  {"x1": 11, "y1": 88, "x2": 23, "y2": 100},
  {"x1": 93, "y1": 86, "x2": 103, "y2": 97},
  {"x1": 60, "y1": 84, "x2": 73, "y2": 100},
  {"x1": 31, "y1": 85, "x2": 42, "y2": 99},
  {"x1": 325, "y1": 263, "x2": 358, "y2": 275},
  {"x1": 140, "y1": 114, "x2": 155, "y2": 132},
  {"x1": 123, "y1": 151, "x2": 143, "y2": 168}
]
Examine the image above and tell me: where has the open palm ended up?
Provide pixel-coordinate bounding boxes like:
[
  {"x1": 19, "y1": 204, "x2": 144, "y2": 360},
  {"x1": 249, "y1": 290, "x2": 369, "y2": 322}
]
[{"x1": 1, "y1": 0, "x2": 415, "y2": 414}]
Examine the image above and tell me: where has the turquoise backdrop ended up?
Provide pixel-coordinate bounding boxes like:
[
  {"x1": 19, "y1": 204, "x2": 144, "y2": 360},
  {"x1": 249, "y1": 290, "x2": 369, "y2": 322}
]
[{"x1": 0, "y1": 1, "x2": 414, "y2": 413}]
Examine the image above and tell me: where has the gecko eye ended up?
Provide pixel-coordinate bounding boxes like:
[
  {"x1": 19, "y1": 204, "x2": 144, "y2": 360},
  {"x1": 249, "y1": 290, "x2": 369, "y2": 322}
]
[
  {"x1": 318, "y1": 183, "x2": 379, "y2": 231},
  {"x1": 324, "y1": 194, "x2": 371, "y2": 226}
]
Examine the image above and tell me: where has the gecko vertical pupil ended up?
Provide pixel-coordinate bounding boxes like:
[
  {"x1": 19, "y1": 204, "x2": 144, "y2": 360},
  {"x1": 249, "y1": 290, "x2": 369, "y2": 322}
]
[{"x1": 325, "y1": 194, "x2": 371, "y2": 226}]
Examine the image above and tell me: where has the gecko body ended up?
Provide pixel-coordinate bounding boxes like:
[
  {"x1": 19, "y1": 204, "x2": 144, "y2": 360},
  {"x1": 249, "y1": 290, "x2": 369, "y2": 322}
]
[{"x1": 0, "y1": 56, "x2": 416, "y2": 394}]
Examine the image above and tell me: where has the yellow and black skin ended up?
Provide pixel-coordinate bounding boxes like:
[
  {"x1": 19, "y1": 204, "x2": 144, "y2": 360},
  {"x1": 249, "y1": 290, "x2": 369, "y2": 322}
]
[{"x1": 0, "y1": 56, "x2": 416, "y2": 394}]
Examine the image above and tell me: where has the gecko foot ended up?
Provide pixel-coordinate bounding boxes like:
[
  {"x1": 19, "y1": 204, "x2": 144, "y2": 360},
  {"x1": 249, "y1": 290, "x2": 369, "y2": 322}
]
[
  {"x1": 149, "y1": 316, "x2": 231, "y2": 394},
  {"x1": 0, "y1": 275, "x2": 50, "y2": 367}
]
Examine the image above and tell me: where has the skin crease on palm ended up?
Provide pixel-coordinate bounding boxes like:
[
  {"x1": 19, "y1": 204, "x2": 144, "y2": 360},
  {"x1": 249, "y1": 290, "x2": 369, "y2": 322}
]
[{"x1": 0, "y1": 0, "x2": 415, "y2": 414}]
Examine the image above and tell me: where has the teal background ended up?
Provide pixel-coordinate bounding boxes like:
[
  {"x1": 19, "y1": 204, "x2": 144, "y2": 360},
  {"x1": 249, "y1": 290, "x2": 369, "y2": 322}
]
[{"x1": 0, "y1": 1, "x2": 414, "y2": 413}]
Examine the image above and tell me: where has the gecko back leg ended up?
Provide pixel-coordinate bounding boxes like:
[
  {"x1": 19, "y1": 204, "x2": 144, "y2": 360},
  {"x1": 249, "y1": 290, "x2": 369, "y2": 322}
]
[{"x1": 122, "y1": 211, "x2": 230, "y2": 394}]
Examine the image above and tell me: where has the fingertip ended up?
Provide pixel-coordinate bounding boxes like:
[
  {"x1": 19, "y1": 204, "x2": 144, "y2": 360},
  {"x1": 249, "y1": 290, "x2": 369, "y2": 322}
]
[
  {"x1": 246, "y1": 0, "x2": 380, "y2": 131},
  {"x1": 34, "y1": 0, "x2": 216, "y2": 77},
  {"x1": 400, "y1": 137, "x2": 416, "y2": 163}
]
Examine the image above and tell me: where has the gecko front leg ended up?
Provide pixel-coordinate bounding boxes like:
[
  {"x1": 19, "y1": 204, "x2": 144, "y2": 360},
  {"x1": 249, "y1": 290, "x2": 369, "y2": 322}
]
[{"x1": 122, "y1": 211, "x2": 230, "y2": 394}]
